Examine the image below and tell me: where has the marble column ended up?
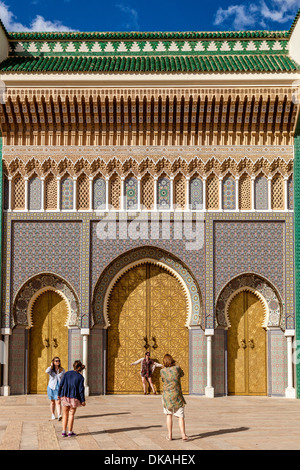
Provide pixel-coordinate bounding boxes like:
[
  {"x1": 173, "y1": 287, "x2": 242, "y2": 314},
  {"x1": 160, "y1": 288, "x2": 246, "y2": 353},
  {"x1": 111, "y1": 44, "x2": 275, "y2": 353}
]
[
  {"x1": 81, "y1": 329, "x2": 90, "y2": 397},
  {"x1": 285, "y1": 329, "x2": 296, "y2": 398},
  {"x1": 205, "y1": 329, "x2": 214, "y2": 398},
  {"x1": 0, "y1": 329, "x2": 12, "y2": 396}
]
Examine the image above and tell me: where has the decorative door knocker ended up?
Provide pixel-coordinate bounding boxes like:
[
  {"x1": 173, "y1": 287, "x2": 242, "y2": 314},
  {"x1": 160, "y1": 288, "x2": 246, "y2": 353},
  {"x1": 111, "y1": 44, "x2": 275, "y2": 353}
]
[{"x1": 143, "y1": 336, "x2": 150, "y2": 349}]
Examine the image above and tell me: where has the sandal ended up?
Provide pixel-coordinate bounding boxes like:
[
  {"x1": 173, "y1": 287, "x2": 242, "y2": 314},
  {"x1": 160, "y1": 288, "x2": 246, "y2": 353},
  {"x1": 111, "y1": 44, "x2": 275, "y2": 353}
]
[
  {"x1": 182, "y1": 436, "x2": 189, "y2": 441},
  {"x1": 166, "y1": 436, "x2": 172, "y2": 441}
]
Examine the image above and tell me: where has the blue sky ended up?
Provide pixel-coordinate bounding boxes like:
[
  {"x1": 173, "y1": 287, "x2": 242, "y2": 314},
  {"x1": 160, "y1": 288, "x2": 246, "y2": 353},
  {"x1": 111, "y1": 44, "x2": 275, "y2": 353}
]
[{"x1": 0, "y1": 0, "x2": 299, "y2": 32}]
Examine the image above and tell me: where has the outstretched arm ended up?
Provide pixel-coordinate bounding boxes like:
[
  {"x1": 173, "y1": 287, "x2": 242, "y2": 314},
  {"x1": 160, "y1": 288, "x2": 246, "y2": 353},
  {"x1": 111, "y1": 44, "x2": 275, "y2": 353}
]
[{"x1": 130, "y1": 358, "x2": 143, "y2": 366}]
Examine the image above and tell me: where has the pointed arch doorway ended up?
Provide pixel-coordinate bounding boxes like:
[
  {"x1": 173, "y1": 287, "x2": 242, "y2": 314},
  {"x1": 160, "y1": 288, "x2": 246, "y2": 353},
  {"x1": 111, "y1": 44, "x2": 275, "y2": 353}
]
[
  {"x1": 28, "y1": 290, "x2": 69, "y2": 394},
  {"x1": 227, "y1": 290, "x2": 267, "y2": 396},
  {"x1": 107, "y1": 262, "x2": 189, "y2": 394}
]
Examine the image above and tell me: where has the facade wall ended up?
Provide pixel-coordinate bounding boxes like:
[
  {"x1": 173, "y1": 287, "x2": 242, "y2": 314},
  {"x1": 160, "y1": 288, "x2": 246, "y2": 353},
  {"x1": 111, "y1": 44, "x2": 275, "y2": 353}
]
[{"x1": 1, "y1": 208, "x2": 293, "y2": 396}]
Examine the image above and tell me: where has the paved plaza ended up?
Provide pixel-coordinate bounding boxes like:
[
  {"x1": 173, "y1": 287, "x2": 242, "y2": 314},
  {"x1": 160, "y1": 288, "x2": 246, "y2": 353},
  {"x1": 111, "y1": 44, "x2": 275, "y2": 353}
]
[{"x1": 0, "y1": 394, "x2": 300, "y2": 451}]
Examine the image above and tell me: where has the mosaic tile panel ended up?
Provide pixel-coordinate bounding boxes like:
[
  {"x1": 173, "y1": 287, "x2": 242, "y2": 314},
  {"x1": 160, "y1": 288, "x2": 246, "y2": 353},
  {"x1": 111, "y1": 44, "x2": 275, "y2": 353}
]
[
  {"x1": 93, "y1": 177, "x2": 106, "y2": 210},
  {"x1": 214, "y1": 221, "x2": 284, "y2": 301},
  {"x1": 213, "y1": 329, "x2": 226, "y2": 395},
  {"x1": 88, "y1": 328, "x2": 104, "y2": 394},
  {"x1": 189, "y1": 178, "x2": 203, "y2": 210},
  {"x1": 288, "y1": 176, "x2": 294, "y2": 210},
  {"x1": 294, "y1": 117, "x2": 300, "y2": 397},
  {"x1": 268, "y1": 329, "x2": 288, "y2": 396},
  {"x1": 157, "y1": 177, "x2": 170, "y2": 210},
  {"x1": 69, "y1": 328, "x2": 83, "y2": 370},
  {"x1": 189, "y1": 328, "x2": 206, "y2": 395},
  {"x1": 61, "y1": 177, "x2": 73, "y2": 210},
  {"x1": 28, "y1": 176, "x2": 41, "y2": 211},
  {"x1": 3, "y1": 175, "x2": 9, "y2": 210},
  {"x1": 11, "y1": 221, "x2": 81, "y2": 300},
  {"x1": 255, "y1": 176, "x2": 268, "y2": 210},
  {"x1": 9, "y1": 328, "x2": 26, "y2": 394},
  {"x1": 222, "y1": 176, "x2": 235, "y2": 210},
  {"x1": 125, "y1": 177, "x2": 138, "y2": 210}
]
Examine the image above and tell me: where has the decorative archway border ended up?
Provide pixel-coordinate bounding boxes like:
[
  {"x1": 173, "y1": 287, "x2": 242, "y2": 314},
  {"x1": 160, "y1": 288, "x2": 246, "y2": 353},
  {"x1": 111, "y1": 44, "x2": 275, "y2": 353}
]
[
  {"x1": 27, "y1": 286, "x2": 72, "y2": 329},
  {"x1": 224, "y1": 286, "x2": 269, "y2": 330},
  {"x1": 215, "y1": 272, "x2": 283, "y2": 330},
  {"x1": 92, "y1": 246, "x2": 202, "y2": 328},
  {"x1": 12, "y1": 272, "x2": 80, "y2": 328}
]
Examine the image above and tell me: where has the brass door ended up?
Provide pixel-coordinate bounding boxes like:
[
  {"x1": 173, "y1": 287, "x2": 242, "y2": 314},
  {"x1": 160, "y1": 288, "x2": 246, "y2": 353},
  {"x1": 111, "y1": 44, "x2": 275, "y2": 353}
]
[
  {"x1": 29, "y1": 291, "x2": 69, "y2": 394},
  {"x1": 227, "y1": 291, "x2": 267, "y2": 396},
  {"x1": 148, "y1": 264, "x2": 189, "y2": 394},
  {"x1": 107, "y1": 263, "x2": 189, "y2": 394}
]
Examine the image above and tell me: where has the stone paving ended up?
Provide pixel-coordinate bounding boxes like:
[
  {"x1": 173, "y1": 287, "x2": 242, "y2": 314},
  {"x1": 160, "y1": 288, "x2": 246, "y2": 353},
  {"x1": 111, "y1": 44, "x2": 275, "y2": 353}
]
[{"x1": 0, "y1": 394, "x2": 300, "y2": 450}]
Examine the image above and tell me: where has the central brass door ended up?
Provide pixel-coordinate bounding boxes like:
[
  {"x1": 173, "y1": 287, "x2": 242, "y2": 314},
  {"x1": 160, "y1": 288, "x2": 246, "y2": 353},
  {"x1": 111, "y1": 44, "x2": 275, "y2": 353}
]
[
  {"x1": 29, "y1": 291, "x2": 69, "y2": 394},
  {"x1": 107, "y1": 263, "x2": 189, "y2": 394},
  {"x1": 227, "y1": 291, "x2": 267, "y2": 396}
]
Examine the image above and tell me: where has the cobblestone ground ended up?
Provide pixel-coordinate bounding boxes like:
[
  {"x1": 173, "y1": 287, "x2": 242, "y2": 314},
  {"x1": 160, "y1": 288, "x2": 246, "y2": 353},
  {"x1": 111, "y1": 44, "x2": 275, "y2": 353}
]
[{"x1": 0, "y1": 394, "x2": 300, "y2": 450}]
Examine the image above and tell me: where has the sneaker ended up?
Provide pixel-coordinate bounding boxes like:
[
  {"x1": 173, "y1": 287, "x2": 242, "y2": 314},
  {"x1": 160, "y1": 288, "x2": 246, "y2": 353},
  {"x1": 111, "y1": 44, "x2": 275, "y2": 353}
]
[
  {"x1": 51, "y1": 414, "x2": 56, "y2": 420},
  {"x1": 61, "y1": 431, "x2": 67, "y2": 437},
  {"x1": 58, "y1": 415, "x2": 62, "y2": 421},
  {"x1": 68, "y1": 432, "x2": 77, "y2": 437}
]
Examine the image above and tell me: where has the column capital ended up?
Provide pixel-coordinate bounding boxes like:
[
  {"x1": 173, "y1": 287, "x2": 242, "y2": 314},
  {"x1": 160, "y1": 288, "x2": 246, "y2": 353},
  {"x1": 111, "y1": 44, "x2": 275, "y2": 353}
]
[
  {"x1": 1, "y1": 328, "x2": 12, "y2": 335},
  {"x1": 205, "y1": 329, "x2": 214, "y2": 336},
  {"x1": 81, "y1": 328, "x2": 90, "y2": 335},
  {"x1": 284, "y1": 329, "x2": 295, "y2": 337}
]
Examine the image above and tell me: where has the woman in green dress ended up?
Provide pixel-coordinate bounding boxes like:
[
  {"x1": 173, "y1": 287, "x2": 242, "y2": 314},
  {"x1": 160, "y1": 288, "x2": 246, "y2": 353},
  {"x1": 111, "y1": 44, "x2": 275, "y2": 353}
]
[{"x1": 160, "y1": 354, "x2": 188, "y2": 441}]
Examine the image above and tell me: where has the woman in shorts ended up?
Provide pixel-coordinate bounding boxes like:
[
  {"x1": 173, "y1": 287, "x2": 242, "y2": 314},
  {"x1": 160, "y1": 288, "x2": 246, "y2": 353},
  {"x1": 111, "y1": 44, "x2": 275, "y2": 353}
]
[
  {"x1": 46, "y1": 356, "x2": 65, "y2": 421},
  {"x1": 57, "y1": 360, "x2": 86, "y2": 437},
  {"x1": 160, "y1": 354, "x2": 188, "y2": 441}
]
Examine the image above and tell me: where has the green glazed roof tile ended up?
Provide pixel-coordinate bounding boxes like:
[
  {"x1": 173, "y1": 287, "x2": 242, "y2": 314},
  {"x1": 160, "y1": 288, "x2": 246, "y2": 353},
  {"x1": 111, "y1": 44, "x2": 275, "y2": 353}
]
[{"x1": 0, "y1": 54, "x2": 298, "y2": 73}]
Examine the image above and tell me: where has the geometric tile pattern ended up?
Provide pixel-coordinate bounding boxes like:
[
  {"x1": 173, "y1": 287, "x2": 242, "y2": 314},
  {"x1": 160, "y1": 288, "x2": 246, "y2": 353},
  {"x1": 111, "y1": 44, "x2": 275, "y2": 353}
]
[
  {"x1": 28, "y1": 176, "x2": 41, "y2": 211},
  {"x1": 125, "y1": 176, "x2": 138, "y2": 210},
  {"x1": 61, "y1": 177, "x2": 73, "y2": 210},
  {"x1": 288, "y1": 176, "x2": 294, "y2": 210},
  {"x1": 213, "y1": 329, "x2": 226, "y2": 396},
  {"x1": 189, "y1": 328, "x2": 206, "y2": 395},
  {"x1": 93, "y1": 177, "x2": 106, "y2": 210},
  {"x1": 12, "y1": 273, "x2": 80, "y2": 328},
  {"x1": 255, "y1": 175, "x2": 268, "y2": 210},
  {"x1": 11, "y1": 220, "x2": 81, "y2": 300},
  {"x1": 189, "y1": 177, "x2": 203, "y2": 210},
  {"x1": 3, "y1": 174, "x2": 9, "y2": 210},
  {"x1": 157, "y1": 177, "x2": 170, "y2": 210},
  {"x1": 215, "y1": 273, "x2": 283, "y2": 329},
  {"x1": 213, "y1": 220, "x2": 284, "y2": 301},
  {"x1": 222, "y1": 176, "x2": 235, "y2": 210},
  {"x1": 268, "y1": 329, "x2": 288, "y2": 396}
]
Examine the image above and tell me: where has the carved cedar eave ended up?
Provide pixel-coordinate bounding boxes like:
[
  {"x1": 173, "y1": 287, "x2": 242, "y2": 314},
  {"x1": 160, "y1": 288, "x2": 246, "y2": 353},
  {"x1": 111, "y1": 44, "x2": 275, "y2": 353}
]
[{"x1": 0, "y1": 87, "x2": 298, "y2": 146}]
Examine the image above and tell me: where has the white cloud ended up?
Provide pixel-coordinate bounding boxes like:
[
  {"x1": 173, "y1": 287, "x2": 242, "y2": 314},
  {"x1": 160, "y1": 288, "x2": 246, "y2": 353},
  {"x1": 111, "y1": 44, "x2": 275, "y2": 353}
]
[
  {"x1": 214, "y1": 0, "x2": 300, "y2": 30},
  {"x1": 0, "y1": 1, "x2": 76, "y2": 32},
  {"x1": 214, "y1": 5, "x2": 257, "y2": 29},
  {"x1": 115, "y1": 3, "x2": 140, "y2": 31}
]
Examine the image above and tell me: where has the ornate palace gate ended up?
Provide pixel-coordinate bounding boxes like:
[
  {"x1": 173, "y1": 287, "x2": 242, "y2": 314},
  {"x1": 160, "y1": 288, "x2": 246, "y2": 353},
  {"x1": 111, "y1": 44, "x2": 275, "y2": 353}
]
[
  {"x1": 227, "y1": 291, "x2": 267, "y2": 396},
  {"x1": 29, "y1": 291, "x2": 69, "y2": 394},
  {"x1": 107, "y1": 263, "x2": 189, "y2": 394}
]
